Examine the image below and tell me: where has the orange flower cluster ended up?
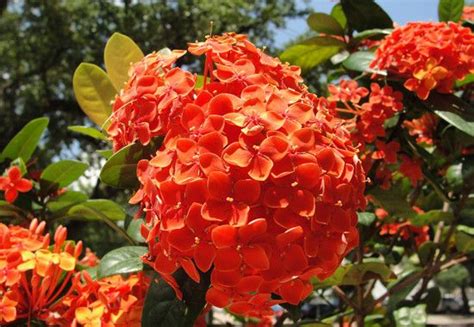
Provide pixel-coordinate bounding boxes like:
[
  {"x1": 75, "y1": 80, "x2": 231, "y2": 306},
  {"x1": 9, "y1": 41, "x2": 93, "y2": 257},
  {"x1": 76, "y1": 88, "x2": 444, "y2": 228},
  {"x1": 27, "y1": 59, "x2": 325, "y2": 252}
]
[
  {"x1": 462, "y1": 6, "x2": 474, "y2": 21},
  {"x1": 0, "y1": 166, "x2": 33, "y2": 203},
  {"x1": 371, "y1": 22, "x2": 474, "y2": 99},
  {"x1": 404, "y1": 113, "x2": 438, "y2": 145},
  {"x1": 114, "y1": 33, "x2": 366, "y2": 317},
  {"x1": 49, "y1": 271, "x2": 149, "y2": 327},
  {"x1": 0, "y1": 219, "x2": 81, "y2": 324},
  {"x1": 0, "y1": 220, "x2": 147, "y2": 326}
]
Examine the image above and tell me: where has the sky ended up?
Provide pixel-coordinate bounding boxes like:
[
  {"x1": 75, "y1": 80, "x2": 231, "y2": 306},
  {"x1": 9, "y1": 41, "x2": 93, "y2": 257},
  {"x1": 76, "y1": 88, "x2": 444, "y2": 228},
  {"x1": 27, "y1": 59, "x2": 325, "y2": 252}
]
[{"x1": 275, "y1": 0, "x2": 439, "y2": 47}]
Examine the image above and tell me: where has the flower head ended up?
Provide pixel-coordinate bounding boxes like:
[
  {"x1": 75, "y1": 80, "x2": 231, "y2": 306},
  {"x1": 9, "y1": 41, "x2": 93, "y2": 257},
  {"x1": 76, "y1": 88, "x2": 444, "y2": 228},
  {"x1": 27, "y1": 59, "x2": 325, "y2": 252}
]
[
  {"x1": 0, "y1": 166, "x2": 33, "y2": 203},
  {"x1": 110, "y1": 33, "x2": 367, "y2": 318},
  {"x1": 371, "y1": 22, "x2": 474, "y2": 99}
]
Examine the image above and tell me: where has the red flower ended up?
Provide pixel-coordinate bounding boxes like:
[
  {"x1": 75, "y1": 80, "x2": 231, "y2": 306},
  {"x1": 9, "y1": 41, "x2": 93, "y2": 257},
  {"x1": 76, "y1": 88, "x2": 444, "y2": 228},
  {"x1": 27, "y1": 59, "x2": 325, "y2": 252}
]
[
  {"x1": 0, "y1": 166, "x2": 33, "y2": 203},
  {"x1": 111, "y1": 33, "x2": 367, "y2": 319},
  {"x1": 371, "y1": 22, "x2": 474, "y2": 99},
  {"x1": 399, "y1": 155, "x2": 423, "y2": 186},
  {"x1": 372, "y1": 140, "x2": 400, "y2": 164},
  {"x1": 461, "y1": 6, "x2": 474, "y2": 21},
  {"x1": 404, "y1": 113, "x2": 438, "y2": 145}
]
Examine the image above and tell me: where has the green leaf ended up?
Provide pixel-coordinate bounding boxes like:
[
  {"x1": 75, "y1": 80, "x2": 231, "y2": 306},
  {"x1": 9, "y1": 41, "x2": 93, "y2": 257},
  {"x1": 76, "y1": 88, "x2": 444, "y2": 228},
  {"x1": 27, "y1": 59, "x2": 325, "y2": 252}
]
[
  {"x1": 438, "y1": 0, "x2": 464, "y2": 22},
  {"x1": 387, "y1": 269, "x2": 422, "y2": 311},
  {"x1": 104, "y1": 32, "x2": 144, "y2": 90},
  {"x1": 68, "y1": 199, "x2": 126, "y2": 221},
  {"x1": 142, "y1": 270, "x2": 210, "y2": 327},
  {"x1": 100, "y1": 137, "x2": 163, "y2": 189},
  {"x1": 97, "y1": 149, "x2": 113, "y2": 159},
  {"x1": 312, "y1": 265, "x2": 351, "y2": 289},
  {"x1": 340, "y1": 0, "x2": 393, "y2": 32},
  {"x1": 1, "y1": 117, "x2": 49, "y2": 162},
  {"x1": 417, "y1": 241, "x2": 437, "y2": 265},
  {"x1": 127, "y1": 218, "x2": 145, "y2": 243},
  {"x1": 47, "y1": 191, "x2": 88, "y2": 214},
  {"x1": 410, "y1": 210, "x2": 454, "y2": 226},
  {"x1": 421, "y1": 92, "x2": 474, "y2": 137},
  {"x1": 370, "y1": 184, "x2": 416, "y2": 219},
  {"x1": 97, "y1": 246, "x2": 147, "y2": 278},
  {"x1": 330, "y1": 4, "x2": 347, "y2": 29},
  {"x1": 195, "y1": 75, "x2": 210, "y2": 89},
  {"x1": 343, "y1": 51, "x2": 385, "y2": 74},
  {"x1": 68, "y1": 125, "x2": 108, "y2": 141},
  {"x1": 40, "y1": 160, "x2": 88, "y2": 194},
  {"x1": 357, "y1": 211, "x2": 376, "y2": 226},
  {"x1": 280, "y1": 37, "x2": 345, "y2": 71},
  {"x1": 341, "y1": 262, "x2": 395, "y2": 285},
  {"x1": 455, "y1": 73, "x2": 474, "y2": 87},
  {"x1": 456, "y1": 231, "x2": 474, "y2": 253},
  {"x1": 352, "y1": 28, "x2": 392, "y2": 43},
  {"x1": 393, "y1": 304, "x2": 427, "y2": 327},
  {"x1": 307, "y1": 13, "x2": 344, "y2": 36},
  {"x1": 73, "y1": 63, "x2": 116, "y2": 126}
]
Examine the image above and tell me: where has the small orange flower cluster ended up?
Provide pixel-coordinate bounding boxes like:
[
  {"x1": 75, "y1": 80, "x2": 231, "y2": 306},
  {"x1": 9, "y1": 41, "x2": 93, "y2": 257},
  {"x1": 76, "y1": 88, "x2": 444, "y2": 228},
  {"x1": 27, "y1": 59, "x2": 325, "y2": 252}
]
[
  {"x1": 0, "y1": 219, "x2": 80, "y2": 324},
  {"x1": 0, "y1": 220, "x2": 148, "y2": 326},
  {"x1": 112, "y1": 33, "x2": 367, "y2": 318},
  {"x1": 404, "y1": 113, "x2": 439, "y2": 145},
  {"x1": 49, "y1": 271, "x2": 149, "y2": 327},
  {"x1": 462, "y1": 6, "x2": 474, "y2": 21},
  {"x1": 371, "y1": 22, "x2": 474, "y2": 99},
  {"x1": 0, "y1": 166, "x2": 33, "y2": 203}
]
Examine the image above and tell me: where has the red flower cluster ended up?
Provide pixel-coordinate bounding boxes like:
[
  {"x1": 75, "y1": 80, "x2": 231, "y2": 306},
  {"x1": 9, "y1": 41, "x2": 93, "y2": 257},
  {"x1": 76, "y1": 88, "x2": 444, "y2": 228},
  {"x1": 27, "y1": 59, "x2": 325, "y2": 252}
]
[
  {"x1": 115, "y1": 33, "x2": 366, "y2": 317},
  {"x1": 107, "y1": 49, "x2": 191, "y2": 151},
  {"x1": 377, "y1": 208, "x2": 429, "y2": 247},
  {"x1": 0, "y1": 166, "x2": 33, "y2": 203},
  {"x1": 0, "y1": 220, "x2": 147, "y2": 326},
  {"x1": 371, "y1": 22, "x2": 474, "y2": 99}
]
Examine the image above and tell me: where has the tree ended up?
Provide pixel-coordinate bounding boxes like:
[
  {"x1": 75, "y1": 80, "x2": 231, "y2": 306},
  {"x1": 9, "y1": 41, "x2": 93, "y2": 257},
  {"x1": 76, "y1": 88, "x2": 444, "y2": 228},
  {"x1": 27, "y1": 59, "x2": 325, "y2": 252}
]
[{"x1": 0, "y1": 0, "x2": 304, "y2": 161}]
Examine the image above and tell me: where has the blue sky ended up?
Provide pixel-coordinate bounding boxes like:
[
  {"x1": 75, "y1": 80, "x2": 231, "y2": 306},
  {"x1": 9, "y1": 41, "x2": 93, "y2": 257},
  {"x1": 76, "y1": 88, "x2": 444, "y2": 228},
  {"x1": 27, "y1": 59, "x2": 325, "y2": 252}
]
[{"x1": 276, "y1": 0, "x2": 439, "y2": 47}]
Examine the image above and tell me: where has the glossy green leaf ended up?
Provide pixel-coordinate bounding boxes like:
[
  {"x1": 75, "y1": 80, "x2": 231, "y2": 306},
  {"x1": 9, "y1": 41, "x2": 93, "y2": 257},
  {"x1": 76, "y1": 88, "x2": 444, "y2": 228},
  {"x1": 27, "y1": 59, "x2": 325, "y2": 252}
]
[
  {"x1": 68, "y1": 125, "x2": 108, "y2": 141},
  {"x1": 312, "y1": 265, "x2": 351, "y2": 289},
  {"x1": 340, "y1": 0, "x2": 393, "y2": 32},
  {"x1": 73, "y1": 63, "x2": 116, "y2": 126},
  {"x1": 40, "y1": 160, "x2": 88, "y2": 194},
  {"x1": 330, "y1": 4, "x2": 347, "y2": 29},
  {"x1": 410, "y1": 210, "x2": 454, "y2": 226},
  {"x1": 47, "y1": 191, "x2": 88, "y2": 214},
  {"x1": 438, "y1": 0, "x2": 464, "y2": 22},
  {"x1": 352, "y1": 28, "x2": 392, "y2": 43},
  {"x1": 307, "y1": 13, "x2": 344, "y2": 35},
  {"x1": 142, "y1": 270, "x2": 210, "y2": 327},
  {"x1": 1, "y1": 117, "x2": 49, "y2": 163},
  {"x1": 97, "y1": 246, "x2": 147, "y2": 278},
  {"x1": 104, "y1": 32, "x2": 144, "y2": 90},
  {"x1": 421, "y1": 92, "x2": 474, "y2": 137},
  {"x1": 280, "y1": 37, "x2": 345, "y2": 71},
  {"x1": 68, "y1": 199, "x2": 126, "y2": 221},
  {"x1": 127, "y1": 218, "x2": 145, "y2": 243},
  {"x1": 100, "y1": 137, "x2": 163, "y2": 189},
  {"x1": 97, "y1": 149, "x2": 113, "y2": 159},
  {"x1": 343, "y1": 51, "x2": 385, "y2": 74},
  {"x1": 455, "y1": 73, "x2": 474, "y2": 87}
]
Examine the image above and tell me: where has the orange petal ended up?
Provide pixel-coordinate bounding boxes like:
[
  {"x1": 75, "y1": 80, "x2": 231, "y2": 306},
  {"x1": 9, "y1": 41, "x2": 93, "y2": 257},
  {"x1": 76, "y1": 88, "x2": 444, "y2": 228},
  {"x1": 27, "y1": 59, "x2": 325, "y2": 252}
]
[
  {"x1": 242, "y1": 245, "x2": 269, "y2": 270},
  {"x1": 211, "y1": 225, "x2": 238, "y2": 248}
]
